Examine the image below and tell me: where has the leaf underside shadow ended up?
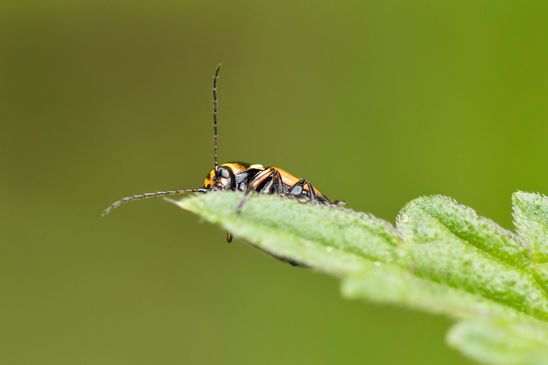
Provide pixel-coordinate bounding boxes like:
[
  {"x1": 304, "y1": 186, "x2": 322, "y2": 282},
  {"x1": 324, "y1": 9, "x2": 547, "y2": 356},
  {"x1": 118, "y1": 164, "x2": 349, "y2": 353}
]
[{"x1": 171, "y1": 191, "x2": 548, "y2": 365}]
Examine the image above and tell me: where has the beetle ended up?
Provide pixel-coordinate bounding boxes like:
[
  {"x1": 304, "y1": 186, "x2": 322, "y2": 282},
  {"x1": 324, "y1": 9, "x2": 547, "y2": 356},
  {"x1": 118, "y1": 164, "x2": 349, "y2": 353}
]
[{"x1": 103, "y1": 65, "x2": 343, "y2": 242}]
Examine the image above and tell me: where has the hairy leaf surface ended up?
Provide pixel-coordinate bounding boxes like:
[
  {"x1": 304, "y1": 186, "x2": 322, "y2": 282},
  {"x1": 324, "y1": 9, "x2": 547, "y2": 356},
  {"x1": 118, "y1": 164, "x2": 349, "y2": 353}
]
[{"x1": 173, "y1": 191, "x2": 548, "y2": 365}]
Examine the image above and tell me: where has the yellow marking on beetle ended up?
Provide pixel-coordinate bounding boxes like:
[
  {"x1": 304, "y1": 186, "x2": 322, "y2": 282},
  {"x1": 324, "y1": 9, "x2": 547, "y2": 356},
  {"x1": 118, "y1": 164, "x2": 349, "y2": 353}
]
[
  {"x1": 204, "y1": 162, "x2": 260, "y2": 188},
  {"x1": 204, "y1": 169, "x2": 215, "y2": 188},
  {"x1": 271, "y1": 166, "x2": 323, "y2": 195},
  {"x1": 249, "y1": 164, "x2": 265, "y2": 170},
  {"x1": 221, "y1": 162, "x2": 249, "y2": 173}
]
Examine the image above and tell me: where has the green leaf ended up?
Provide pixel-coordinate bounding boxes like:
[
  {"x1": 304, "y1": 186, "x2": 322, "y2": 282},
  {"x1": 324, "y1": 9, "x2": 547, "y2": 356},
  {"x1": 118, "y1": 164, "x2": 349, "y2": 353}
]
[
  {"x1": 342, "y1": 263, "x2": 520, "y2": 320},
  {"x1": 513, "y1": 192, "x2": 548, "y2": 263},
  {"x1": 398, "y1": 196, "x2": 548, "y2": 321},
  {"x1": 175, "y1": 192, "x2": 402, "y2": 276},
  {"x1": 447, "y1": 318, "x2": 548, "y2": 365},
  {"x1": 513, "y1": 192, "x2": 548, "y2": 299},
  {"x1": 172, "y1": 191, "x2": 548, "y2": 364}
]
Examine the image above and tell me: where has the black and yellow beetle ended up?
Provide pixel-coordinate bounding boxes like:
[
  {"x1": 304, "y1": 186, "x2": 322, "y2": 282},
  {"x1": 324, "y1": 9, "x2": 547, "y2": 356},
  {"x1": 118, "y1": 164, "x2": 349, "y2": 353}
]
[{"x1": 103, "y1": 65, "x2": 343, "y2": 242}]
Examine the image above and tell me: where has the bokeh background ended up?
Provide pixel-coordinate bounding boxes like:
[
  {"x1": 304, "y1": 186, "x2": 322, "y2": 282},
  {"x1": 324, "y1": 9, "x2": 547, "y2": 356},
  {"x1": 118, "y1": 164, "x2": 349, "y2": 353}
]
[{"x1": 2, "y1": 1, "x2": 547, "y2": 364}]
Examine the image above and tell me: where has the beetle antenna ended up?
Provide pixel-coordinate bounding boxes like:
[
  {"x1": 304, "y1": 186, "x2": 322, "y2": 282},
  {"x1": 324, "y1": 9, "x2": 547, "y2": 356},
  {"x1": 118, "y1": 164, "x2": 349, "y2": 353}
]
[
  {"x1": 213, "y1": 64, "x2": 222, "y2": 170},
  {"x1": 102, "y1": 188, "x2": 207, "y2": 217}
]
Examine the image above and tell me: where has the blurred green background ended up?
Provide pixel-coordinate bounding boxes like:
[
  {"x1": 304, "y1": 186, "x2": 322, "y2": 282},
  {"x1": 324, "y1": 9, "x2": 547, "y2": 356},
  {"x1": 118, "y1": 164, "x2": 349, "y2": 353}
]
[{"x1": 1, "y1": 0, "x2": 547, "y2": 364}]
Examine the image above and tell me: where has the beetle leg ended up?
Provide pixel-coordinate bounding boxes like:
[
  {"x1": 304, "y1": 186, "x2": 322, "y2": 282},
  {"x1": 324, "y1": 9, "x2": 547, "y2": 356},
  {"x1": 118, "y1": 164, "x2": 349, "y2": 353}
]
[
  {"x1": 288, "y1": 178, "x2": 305, "y2": 195},
  {"x1": 261, "y1": 169, "x2": 284, "y2": 195},
  {"x1": 288, "y1": 178, "x2": 318, "y2": 202},
  {"x1": 303, "y1": 180, "x2": 318, "y2": 202},
  {"x1": 237, "y1": 168, "x2": 277, "y2": 213}
]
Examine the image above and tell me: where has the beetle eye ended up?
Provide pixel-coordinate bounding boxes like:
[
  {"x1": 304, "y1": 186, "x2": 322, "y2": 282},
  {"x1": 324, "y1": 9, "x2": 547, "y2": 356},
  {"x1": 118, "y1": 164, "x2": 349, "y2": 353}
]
[{"x1": 218, "y1": 167, "x2": 230, "y2": 178}]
